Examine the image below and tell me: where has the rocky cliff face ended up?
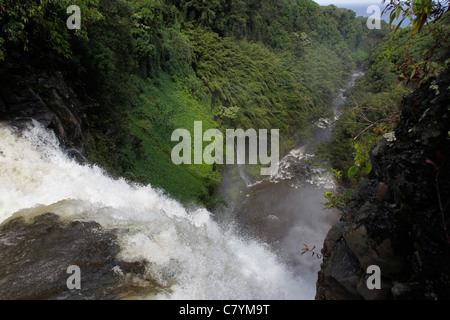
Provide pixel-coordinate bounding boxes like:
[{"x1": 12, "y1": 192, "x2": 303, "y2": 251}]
[
  {"x1": 316, "y1": 68, "x2": 450, "y2": 300},
  {"x1": 0, "y1": 68, "x2": 89, "y2": 157}
]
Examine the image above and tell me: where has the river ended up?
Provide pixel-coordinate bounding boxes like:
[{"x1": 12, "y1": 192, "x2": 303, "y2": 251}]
[{"x1": 214, "y1": 70, "x2": 364, "y2": 292}]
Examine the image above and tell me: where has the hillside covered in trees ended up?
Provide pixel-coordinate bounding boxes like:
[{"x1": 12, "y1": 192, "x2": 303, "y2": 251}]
[
  {"x1": 317, "y1": 8, "x2": 449, "y2": 187},
  {"x1": 0, "y1": 0, "x2": 389, "y2": 207}
]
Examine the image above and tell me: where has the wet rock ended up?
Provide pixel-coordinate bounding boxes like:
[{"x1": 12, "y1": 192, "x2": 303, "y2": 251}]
[
  {"x1": 345, "y1": 225, "x2": 403, "y2": 278},
  {"x1": 317, "y1": 240, "x2": 363, "y2": 300},
  {"x1": 357, "y1": 277, "x2": 392, "y2": 300},
  {"x1": 0, "y1": 69, "x2": 89, "y2": 155},
  {"x1": 0, "y1": 213, "x2": 157, "y2": 300},
  {"x1": 316, "y1": 68, "x2": 450, "y2": 300}
]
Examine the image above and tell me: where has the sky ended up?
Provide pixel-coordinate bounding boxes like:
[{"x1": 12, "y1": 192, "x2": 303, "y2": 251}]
[{"x1": 312, "y1": 0, "x2": 398, "y2": 22}]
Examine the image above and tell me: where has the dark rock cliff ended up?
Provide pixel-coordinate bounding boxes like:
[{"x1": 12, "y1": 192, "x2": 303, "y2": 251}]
[
  {"x1": 316, "y1": 68, "x2": 450, "y2": 300},
  {"x1": 0, "y1": 68, "x2": 90, "y2": 157}
]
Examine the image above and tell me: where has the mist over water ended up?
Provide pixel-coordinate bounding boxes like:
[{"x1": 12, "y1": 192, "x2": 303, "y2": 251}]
[
  {"x1": 215, "y1": 71, "x2": 363, "y2": 290},
  {"x1": 216, "y1": 142, "x2": 340, "y2": 290}
]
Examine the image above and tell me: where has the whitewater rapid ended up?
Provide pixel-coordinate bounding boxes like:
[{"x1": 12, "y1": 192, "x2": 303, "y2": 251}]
[{"x1": 0, "y1": 120, "x2": 314, "y2": 299}]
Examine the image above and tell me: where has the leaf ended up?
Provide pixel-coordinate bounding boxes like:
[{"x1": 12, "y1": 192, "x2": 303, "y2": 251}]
[
  {"x1": 393, "y1": 16, "x2": 407, "y2": 34},
  {"x1": 362, "y1": 162, "x2": 372, "y2": 174},
  {"x1": 347, "y1": 166, "x2": 359, "y2": 182},
  {"x1": 395, "y1": 6, "x2": 402, "y2": 20}
]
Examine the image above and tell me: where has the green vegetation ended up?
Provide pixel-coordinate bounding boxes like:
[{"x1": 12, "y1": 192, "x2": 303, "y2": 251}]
[
  {"x1": 318, "y1": 12, "x2": 449, "y2": 178},
  {"x1": 0, "y1": 0, "x2": 391, "y2": 207},
  {"x1": 318, "y1": 3, "x2": 449, "y2": 210}
]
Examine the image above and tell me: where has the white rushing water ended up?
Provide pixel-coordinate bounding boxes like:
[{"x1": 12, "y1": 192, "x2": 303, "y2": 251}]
[{"x1": 0, "y1": 120, "x2": 314, "y2": 299}]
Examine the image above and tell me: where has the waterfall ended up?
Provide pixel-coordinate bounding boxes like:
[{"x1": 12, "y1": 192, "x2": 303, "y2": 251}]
[{"x1": 0, "y1": 120, "x2": 313, "y2": 299}]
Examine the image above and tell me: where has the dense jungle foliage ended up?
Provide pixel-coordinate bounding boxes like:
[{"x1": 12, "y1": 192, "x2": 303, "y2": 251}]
[
  {"x1": 0, "y1": 0, "x2": 392, "y2": 207},
  {"x1": 317, "y1": 6, "x2": 450, "y2": 188}
]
